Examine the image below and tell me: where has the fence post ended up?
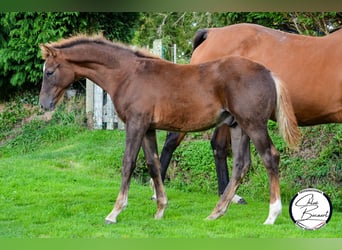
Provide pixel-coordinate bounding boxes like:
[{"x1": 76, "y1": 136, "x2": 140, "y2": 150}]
[
  {"x1": 86, "y1": 79, "x2": 94, "y2": 128},
  {"x1": 173, "y1": 43, "x2": 177, "y2": 63},
  {"x1": 152, "y1": 39, "x2": 163, "y2": 58},
  {"x1": 93, "y1": 84, "x2": 104, "y2": 129},
  {"x1": 104, "y1": 93, "x2": 114, "y2": 130}
]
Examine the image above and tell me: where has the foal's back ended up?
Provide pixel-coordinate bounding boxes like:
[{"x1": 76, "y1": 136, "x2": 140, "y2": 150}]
[{"x1": 146, "y1": 56, "x2": 276, "y2": 132}]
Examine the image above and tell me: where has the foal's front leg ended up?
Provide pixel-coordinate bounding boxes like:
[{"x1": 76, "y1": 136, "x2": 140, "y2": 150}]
[
  {"x1": 150, "y1": 132, "x2": 186, "y2": 200},
  {"x1": 105, "y1": 122, "x2": 147, "y2": 224}
]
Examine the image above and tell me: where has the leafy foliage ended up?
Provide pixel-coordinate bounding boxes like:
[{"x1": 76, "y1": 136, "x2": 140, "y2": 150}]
[
  {"x1": 133, "y1": 12, "x2": 341, "y2": 63},
  {"x1": 0, "y1": 95, "x2": 85, "y2": 156},
  {"x1": 0, "y1": 12, "x2": 140, "y2": 99},
  {"x1": 0, "y1": 92, "x2": 40, "y2": 140}
]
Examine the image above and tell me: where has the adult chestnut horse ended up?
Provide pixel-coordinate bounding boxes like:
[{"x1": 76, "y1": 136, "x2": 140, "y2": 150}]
[
  {"x1": 39, "y1": 35, "x2": 299, "y2": 224},
  {"x1": 158, "y1": 23, "x2": 342, "y2": 201}
]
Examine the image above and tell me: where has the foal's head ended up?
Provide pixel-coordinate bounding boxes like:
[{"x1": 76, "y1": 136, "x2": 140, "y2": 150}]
[{"x1": 39, "y1": 44, "x2": 75, "y2": 110}]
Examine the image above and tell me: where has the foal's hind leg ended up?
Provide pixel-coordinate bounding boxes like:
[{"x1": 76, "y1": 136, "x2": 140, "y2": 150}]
[
  {"x1": 211, "y1": 124, "x2": 247, "y2": 204},
  {"x1": 207, "y1": 125, "x2": 251, "y2": 220},
  {"x1": 142, "y1": 130, "x2": 168, "y2": 219},
  {"x1": 248, "y1": 130, "x2": 281, "y2": 225},
  {"x1": 151, "y1": 132, "x2": 186, "y2": 200}
]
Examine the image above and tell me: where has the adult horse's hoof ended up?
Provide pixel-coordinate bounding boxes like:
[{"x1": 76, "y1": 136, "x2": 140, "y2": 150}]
[
  {"x1": 237, "y1": 198, "x2": 247, "y2": 205},
  {"x1": 231, "y1": 194, "x2": 247, "y2": 205}
]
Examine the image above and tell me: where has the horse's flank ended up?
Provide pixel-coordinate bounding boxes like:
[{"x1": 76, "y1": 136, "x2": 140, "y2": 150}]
[{"x1": 191, "y1": 23, "x2": 342, "y2": 125}]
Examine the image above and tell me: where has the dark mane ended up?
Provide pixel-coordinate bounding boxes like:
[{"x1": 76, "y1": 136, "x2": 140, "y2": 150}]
[
  {"x1": 49, "y1": 35, "x2": 110, "y2": 49},
  {"x1": 47, "y1": 35, "x2": 161, "y2": 60}
]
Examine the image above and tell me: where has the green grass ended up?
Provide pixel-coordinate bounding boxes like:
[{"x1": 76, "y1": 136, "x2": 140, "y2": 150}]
[{"x1": 0, "y1": 129, "x2": 341, "y2": 238}]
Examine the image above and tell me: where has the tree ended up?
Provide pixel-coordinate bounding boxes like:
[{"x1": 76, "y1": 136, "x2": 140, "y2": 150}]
[
  {"x1": 288, "y1": 12, "x2": 341, "y2": 35},
  {"x1": 0, "y1": 12, "x2": 140, "y2": 99}
]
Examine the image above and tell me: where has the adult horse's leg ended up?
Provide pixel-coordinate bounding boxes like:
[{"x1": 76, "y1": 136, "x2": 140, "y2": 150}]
[
  {"x1": 105, "y1": 121, "x2": 148, "y2": 224},
  {"x1": 211, "y1": 125, "x2": 247, "y2": 204},
  {"x1": 160, "y1": 132, "x2": 186, "y2": 181},
  {"x1": 207, "y1": 125, "x2": 251, "y2": 220},
  {"x1": 211, "y1": 125, "x2": 229, "y2": 195},
  {"x1": 142, "y1": 129, "x2": 168, "y2": 219}
]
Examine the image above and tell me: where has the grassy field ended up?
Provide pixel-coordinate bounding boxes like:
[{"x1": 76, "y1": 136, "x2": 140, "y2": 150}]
[{"x1": 0, "y1": 128, "x2": 341, "y2": 239}]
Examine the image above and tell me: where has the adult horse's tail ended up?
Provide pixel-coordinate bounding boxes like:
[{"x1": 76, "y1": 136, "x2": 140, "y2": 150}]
[
  {"x1": 193, "y1": 29, "x2": 208, "y2": 50},
  {"x1": 271, "y1": 73, "x2": 301, "y2": 149}
]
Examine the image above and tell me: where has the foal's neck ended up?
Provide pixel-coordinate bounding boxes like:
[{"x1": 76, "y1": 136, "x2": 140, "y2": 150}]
[{"x1": 65, "y1": 43, "x2": 139, "y2": 92}]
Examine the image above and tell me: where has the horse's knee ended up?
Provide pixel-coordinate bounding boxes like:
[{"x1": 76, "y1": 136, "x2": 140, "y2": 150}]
[
  {"x1": 271, "y1": 146, "x2": 280, "y2": 163},
  {"x1": 146, "y1": 159, "x2": 161, "y2": 179},
  {"x1": 241, "y1": 158, "x2": 251, "y2": 177},
  {"x1": 243, "y1": 152, "x2": 251, "y2": 168},
  {"x1": 232, "y1": 156, "x2": 251, "y2": 181},
  {"x1": 265, "y1": 147, "x2": 280, "y2": 173}
]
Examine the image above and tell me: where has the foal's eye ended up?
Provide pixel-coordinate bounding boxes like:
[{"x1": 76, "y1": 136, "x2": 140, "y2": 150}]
[{"x1": 46, "y1": 70, "x2": 54, "y2": 77}]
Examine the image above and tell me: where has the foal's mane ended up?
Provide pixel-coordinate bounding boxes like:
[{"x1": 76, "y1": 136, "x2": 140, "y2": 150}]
[{"x1": 42, "y1": 34, "x2": 161, "y2": 60}]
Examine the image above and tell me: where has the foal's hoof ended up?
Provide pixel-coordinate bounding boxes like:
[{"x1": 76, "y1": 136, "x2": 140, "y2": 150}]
[
  {"x1": 104, "y1": 218, "x2": 117, "y2": 224},
  {"x1": 154, "y1": 214, "x2": 164, "y2": 220},
  {"x1": 206, "y1": 213, "x2": 221, "y2": 221}
]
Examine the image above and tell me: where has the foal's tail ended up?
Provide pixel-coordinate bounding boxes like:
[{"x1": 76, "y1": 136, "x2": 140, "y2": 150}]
[{"x1": 271, "y1": 73, "x2": 300, "y2": 149}]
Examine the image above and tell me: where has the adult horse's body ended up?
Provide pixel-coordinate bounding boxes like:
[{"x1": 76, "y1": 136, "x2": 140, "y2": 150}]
[
  {"x1": 39, "y1": 35, "x2": 299, "y2": 224},
  {"x1": 159, "y1": 23, "x2": 342, "y2": 199}
]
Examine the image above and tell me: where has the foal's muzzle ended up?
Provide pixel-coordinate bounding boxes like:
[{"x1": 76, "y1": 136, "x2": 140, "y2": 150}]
[{"x1": 39, "y1": 96, "x2": 55, "y2": 111}]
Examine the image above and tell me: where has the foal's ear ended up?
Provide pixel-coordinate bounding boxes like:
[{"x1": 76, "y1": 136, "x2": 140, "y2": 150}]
[{"x1": 40, "y1": 44, "x2": 57, "y2": 59}]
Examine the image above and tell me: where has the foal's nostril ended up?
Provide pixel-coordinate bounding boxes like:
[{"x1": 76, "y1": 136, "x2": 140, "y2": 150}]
[
  {"x1": 39, "y1": 101, "x2": 54, "y2": 111},
  {"x1": 49, "y1": 102, "x2": 55, "y2": 111}
]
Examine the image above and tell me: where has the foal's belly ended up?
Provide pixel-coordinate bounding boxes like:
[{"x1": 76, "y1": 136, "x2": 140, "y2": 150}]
[{"x1": 153, "y1": 102, "x2": 225, "y2": 132}]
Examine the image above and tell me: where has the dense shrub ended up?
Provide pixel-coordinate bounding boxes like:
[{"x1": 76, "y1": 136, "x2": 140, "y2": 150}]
[
  {"x1": 0, "y1": 94, "x2": 86, "y2": 156},
  {"x1": 0, "y1": 12, "x2": 140, "y2": 100}
]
